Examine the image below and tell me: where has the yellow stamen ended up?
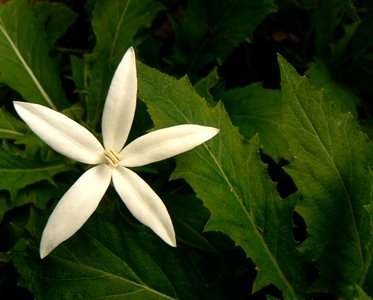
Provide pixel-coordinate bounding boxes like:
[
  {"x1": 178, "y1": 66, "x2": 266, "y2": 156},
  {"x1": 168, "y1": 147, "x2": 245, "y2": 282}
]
[{"x1": 104, "y1": 149, "x2": 121, "y2": 167}]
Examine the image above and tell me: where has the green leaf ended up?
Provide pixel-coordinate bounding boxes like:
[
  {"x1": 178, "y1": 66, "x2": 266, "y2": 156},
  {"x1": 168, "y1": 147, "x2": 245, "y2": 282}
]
[
  {"x1": 218, "y1": 83, "x2": 290, "y2": 162},
  {"x1": 69, "y1": 55, "x2": 87, "y2": 104},
  {"x1": 0, "y1": 107, "x2": 28, "y2": 140},
  {"x1": 168, "y1": 0, "x2": 277, "y2": 76},
  {"x1": 0, "y1": 0, "x2": 68, "y2": 109},
  {"x1": 306, "y1": 60, "x2": 360, "y2": 116},
  {"x1": 165, "y1": 195, "x2": 216, "y2": 252},
  {"x1": 354, "y1": 284, "x2": 373, "y2": 300},
  {"x1": 12, "y1": 207, "x2": 211, "y2": 300},
  {"x1": 84, "y1": 0, "x2": 164, "y2": 126},
  {"x1": 308, "y1": 0, "x2": 360, "y2": 57},
  {"x1": 278, "y1": 55, "x2": 373, "y2": 297},
  {"x1": 328, "y1": 1, "x2": 373, "y2": 98},
  {"x1": 362, "y1": 202, "x2": 373, "y2": 295},
  {"x1": 34, "y1": 1, "x2": 77, "y2": 49},
  {"x1": 344, "y1": 1, "x2": 373, "y2": 60},
  {"x1": 0, "y1": 183, "x2": 59, "y2": 222},
  {"x1": 193, "y1": 67, "x2": 220, "y2": 102},
  {"x1": 137, "y1": 62, "x2": 305, "y2": 298},
  {"x1": 0, "y1": 147, "x2": 68, "y2": 199}
]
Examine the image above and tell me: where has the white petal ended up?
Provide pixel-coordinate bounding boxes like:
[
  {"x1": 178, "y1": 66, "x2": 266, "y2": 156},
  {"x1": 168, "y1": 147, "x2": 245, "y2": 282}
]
[
  {"x1": 14, "y1": 102, "x2": 104, "y2": 164},
  {"x1": 102, "y1": 47, "x2": 137, "y2": 152},
  {"x1": 40, "y1": 164, "x2": 112, "y2": 258},
  {"x1": 112, "y1": 167, "x2": 176, "y2": 247},
  {"x1": 120, "y1": 125, "x2": 219, "y2": 167}
]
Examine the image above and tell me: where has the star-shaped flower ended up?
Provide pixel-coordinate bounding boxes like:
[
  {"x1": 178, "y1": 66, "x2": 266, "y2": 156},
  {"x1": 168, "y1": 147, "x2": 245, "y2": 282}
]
[{"x1": 14, "y1": 47, "x2": 219, "y2": 258}]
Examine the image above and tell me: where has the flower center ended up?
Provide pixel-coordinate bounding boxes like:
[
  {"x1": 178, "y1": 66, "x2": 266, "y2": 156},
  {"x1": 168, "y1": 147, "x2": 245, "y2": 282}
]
[{"x1": 104, "y1": 149, "x2": 121, "y2": 167}]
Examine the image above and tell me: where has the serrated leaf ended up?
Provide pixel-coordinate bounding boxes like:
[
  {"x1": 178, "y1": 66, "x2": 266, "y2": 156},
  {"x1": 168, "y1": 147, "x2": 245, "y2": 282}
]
[
  {"x1": 168, "y1": 0, "x2": 277, "y2": 76},
  {"x1": 0, "y1": 147, "x2": 68, "y2": 199},
  {"x1": 278, "y1": 55, "x2": 373, "y2": 298},
  {"x1": 0, "y1": 0, "x2": 68, "y2": 109},
  {"x1": 12, "y1": 207, "x2": 211, "y2": 300},
  {"x1": 84, "y1": 0, "x2": 164, "y2": 126},
  {"x1": 137, "y1": 62, "x2": 305, "y2": 298},
  {"x1": 218, "y1": 83, "x2": 290, "y2": 162}
]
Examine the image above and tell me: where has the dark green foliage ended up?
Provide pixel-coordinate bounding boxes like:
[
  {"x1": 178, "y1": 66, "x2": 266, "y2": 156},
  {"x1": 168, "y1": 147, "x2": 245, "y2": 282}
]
[{"x1": 0, "y1": 0, "x2": 372, "y2": 299}]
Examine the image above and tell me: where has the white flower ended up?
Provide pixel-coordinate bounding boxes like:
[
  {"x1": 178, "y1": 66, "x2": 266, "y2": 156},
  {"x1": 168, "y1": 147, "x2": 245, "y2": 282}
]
[{"x1": 14, "y1": 47, "x2": 219, "y2": 258}]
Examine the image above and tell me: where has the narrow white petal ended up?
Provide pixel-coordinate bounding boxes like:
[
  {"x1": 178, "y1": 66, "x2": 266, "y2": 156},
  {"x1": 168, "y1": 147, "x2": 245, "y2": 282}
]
[
  {"x1": 112, "y1": 167, "x2": 176, "y2": 247},
  {"x1": 14, "y1": 102, "x2": 104, "y2": 164},
  {"x1": 40, "y1": 165, "x2": 112, "y2": 258},
  {"x1": 120, "y1": 124, "x2": 219, "y2": 167},
  {"x1": 102, "y1": 47, "x2": 137, "y2": 152}
]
